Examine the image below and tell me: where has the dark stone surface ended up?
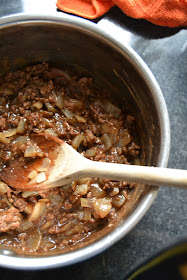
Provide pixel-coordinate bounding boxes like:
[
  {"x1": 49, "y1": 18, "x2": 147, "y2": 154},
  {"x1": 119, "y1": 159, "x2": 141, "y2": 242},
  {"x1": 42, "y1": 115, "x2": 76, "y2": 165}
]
[{"x1": 0, "y1": 4, "x2": 186, "y2": 280}]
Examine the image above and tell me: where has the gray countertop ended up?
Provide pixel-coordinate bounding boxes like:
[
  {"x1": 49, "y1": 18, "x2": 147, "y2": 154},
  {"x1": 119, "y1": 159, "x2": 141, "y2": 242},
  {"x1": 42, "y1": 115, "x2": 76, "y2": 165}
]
[{"x1": 0, "y1": 1, "x2": 187, "y2": 279}]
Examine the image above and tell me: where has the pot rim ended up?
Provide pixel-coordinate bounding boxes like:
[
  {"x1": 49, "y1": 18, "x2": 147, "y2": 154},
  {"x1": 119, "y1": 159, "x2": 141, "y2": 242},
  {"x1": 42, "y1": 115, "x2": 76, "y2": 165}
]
[{"x1": 0, "y1": 14, "x2": 170, "y2": 270}]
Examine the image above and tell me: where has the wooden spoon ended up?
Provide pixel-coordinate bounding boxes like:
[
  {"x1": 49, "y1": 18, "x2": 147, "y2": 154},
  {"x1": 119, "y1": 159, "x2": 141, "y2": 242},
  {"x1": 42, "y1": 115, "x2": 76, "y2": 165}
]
[{"x1": 0, "y1": 133, "x2": 186, "y2": 191}]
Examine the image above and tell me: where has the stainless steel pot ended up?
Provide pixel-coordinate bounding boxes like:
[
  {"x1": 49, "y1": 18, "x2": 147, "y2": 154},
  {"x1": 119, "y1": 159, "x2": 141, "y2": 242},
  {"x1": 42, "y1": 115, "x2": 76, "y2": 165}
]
[{"x1": 0, "y1": 14, "x2": 170, "y2": 270}]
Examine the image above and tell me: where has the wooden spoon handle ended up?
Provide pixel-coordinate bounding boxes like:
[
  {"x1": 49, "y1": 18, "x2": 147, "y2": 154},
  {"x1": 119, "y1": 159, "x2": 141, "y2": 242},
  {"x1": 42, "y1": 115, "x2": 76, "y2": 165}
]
[{"x1": 84, "y1": 161, "x2": 187, "y2": 188}]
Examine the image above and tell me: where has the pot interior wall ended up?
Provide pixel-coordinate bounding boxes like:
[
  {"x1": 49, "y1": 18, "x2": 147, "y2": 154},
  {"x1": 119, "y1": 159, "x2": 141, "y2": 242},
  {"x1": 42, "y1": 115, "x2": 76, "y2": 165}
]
[{"x1": 0, "y1": 21, "x2": 161, "y2": 254}]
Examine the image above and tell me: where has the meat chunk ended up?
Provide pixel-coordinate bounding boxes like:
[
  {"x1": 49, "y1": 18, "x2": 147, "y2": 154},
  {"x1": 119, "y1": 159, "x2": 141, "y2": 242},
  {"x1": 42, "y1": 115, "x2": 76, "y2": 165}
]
[
  {"x1": 83, "y1": 129, "x2": 97, "y2": 146},
  {"x1": 0, "y1": 207, "x2": 22, "y2": 232}
]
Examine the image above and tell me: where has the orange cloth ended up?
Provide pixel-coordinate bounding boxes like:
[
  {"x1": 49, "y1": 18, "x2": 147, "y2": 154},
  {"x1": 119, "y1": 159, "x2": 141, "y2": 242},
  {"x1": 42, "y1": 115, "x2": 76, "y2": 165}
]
[{"x1": 56, "y1": 0, "x2": 187, "y2": 27}]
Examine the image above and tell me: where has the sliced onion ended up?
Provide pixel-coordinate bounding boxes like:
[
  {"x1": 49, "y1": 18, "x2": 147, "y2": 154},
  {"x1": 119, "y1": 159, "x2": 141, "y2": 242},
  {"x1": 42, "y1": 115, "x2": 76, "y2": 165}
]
[
  {"x1": 33, "y1": 101, "x2": 43, "y2": 109},
  {"x1": 55, "y1": 94, "x2": 64, "y2": 109},
  {"x1": 119, "y1": 129, "x2": 129, "y2": 137},
  {"x1": 58, "y1": 222, "x2": 71, "y2": 233},
  {"x1": 71, "y1": 181, "x2": 77, "y2": 189},
  {"x1": 110, "y1": 134, "x2": 118, "y2": 145},
  {"x1": 39, "y1": 198, "x2": 50, "y2": 203},
  {"x1": 78, "y1": 178, "x2": 91, "y2": 184},
  {"x1": 110, "y1": 187, "x2": 119, "y2": 196},
  {"x1": 24, "y1": 204, "x2": 34, "y2": 215},
  {"x1": 22, "y1": 191, "x2": 39, "y2": 198},
  {"x1": 14, "y1": 136, "x2": 28, "y2": 147},
  {"x1": 73, "y1": 184, "x2": 89, "y2": 196},
  {"x1": 101, "y1": 133, "x2": 112, "y2": 150},
  {"x1": 66, "y1": 223, "x2": 84, "y2": 236},
  {"x1": 28, "y1": 177, "x2": 36, "y2": 185},
  {"x1": 21, "y1": 220, "x2": 33, "y2": 231},
  {"x1": 36, "y1": 172, "x2": 46, "y2": 183},
  {"x1": 73, "y1": 209, "x2": 92, "y2": 221},
  {"x1": 27, "y1": 228, "x2": 43, "y2": 250},
  {"x1": 93, "y1": 198, "x2": 112, "y2": 218},
  {"x1": 37, "y1": 158, "x2": 51, "y2": 172},
  {"x1": 104, "y1": 101, "x2": 121, "y2": 118},
  {"x1": 29, "y1": 201, "x2": 47, "y2": 222},
  {"x1": 81, "y1": 198, "x2": 93, "y2": 208},
  {"x1": 84, "y1": 221, "x2": 100, "y2": 231},
  {"x1": 42, "y1": 117, "x2": 52, "y2": 126},
  {"x1": 45, "y1": 102, "x2": 56, "y2": 113},
  {"x1": 81, "y1": 209, "x2": 91, "y2": 221},
  {"x1": 40, "y1": 220, "x2": 52, "y2": 231},
  {"x1": 112, "y1": 194, "x2": 126, "y2": 208},
  {"x1": 3, "y1": 195, "x2": 13, "y2": 207},
  {"x1": 17, "y1": 118, "x2": 26, "y2": 134},
  {"x1": 85, "y1": 149, "x2": 96, "y2": 158},
  {"x1": 49, "y1": 194, "x2": 65, "y2": 206},
  {"x1": 0, "y1": 133, "x2": 10, "y2": 144},
  {"x1": 90, "y1": 183, "x2": 106, "y2": 198},
  {"x1": 0, "y1": 181, "x2": 8, "y2": 194},
  {"x1": 24, "y1": 144, "x2": 44, "y2": 158},
  {"x1": 45, "y1": 128, "x2": 58, "y2": 137},
  {"x1": 61, "y1": 108, "x2": 74, "y2": 119},
  {"x1": 118, "y1": 134, "x2": 131, "y2": 147},
  {"x1": 28, "y1": 170, "x2": 38, "y2": 180},
  {"x1": 4, "y1": 128, "x2": 17, "y2": 138},
  {"x1": 62, "y1": 184, "x2": 72, "y2": 193},
  {"x1": 70, "y1": 99, "x2": 84, "y2": 109},
  {"x1": 72, "y1": 134, "x2": 85, "y2": 149},
  {"x1": 40, "y1": 238, "x2": 55, "y2": 249},
  {"x1": 24, "y1": 145, "x2": 37, "y2": 157},
  {"x1": 101, "y1": 123, "x2": 118, "y2": 135},
  {"x1": 74, "y1": 115, "x2": 86, "y2": 123}
]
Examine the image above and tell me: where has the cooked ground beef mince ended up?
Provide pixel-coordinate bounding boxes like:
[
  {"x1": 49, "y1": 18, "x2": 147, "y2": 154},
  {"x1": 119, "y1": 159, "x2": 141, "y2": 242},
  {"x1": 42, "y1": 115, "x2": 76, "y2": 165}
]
[{"x1": 0, "y1": 63, "x2": 140, "y2": 254}]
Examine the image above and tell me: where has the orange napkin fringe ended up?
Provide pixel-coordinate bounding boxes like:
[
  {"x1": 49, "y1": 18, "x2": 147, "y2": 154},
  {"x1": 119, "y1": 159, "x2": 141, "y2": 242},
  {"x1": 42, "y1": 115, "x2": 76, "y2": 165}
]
[{"x1": 56, "y1": 0, "x2": 187, "y2": 27}]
